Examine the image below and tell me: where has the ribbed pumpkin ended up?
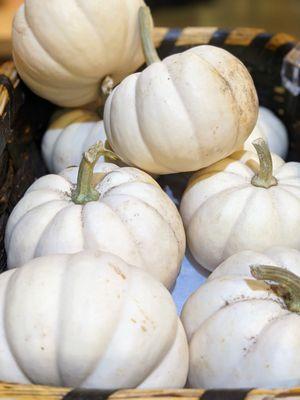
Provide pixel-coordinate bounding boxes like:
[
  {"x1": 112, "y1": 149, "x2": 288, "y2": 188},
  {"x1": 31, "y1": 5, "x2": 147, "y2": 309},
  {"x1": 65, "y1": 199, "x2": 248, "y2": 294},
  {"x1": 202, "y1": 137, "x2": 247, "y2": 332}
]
[
  {"x1": 12, "y1": 0, "x2": 146, "y2": 107},
  {"x1": 0, "y1": 251, "x2": 188, "y2": 388},
  {"x1": 104, "y1": 8, "x2": 258, "y2": 174},
  {"x1": 182, "y1": 247, "x2": 300, "y2": 389},
  {"x1": 180, "y1": 139, "x2": 300, "y2": 271},
  {"x1": 42, "y1": 109, "x2": 106, "y2": 173},
  {"x1": 6, "y1": 143, "x2": 186, "y2": 289}
]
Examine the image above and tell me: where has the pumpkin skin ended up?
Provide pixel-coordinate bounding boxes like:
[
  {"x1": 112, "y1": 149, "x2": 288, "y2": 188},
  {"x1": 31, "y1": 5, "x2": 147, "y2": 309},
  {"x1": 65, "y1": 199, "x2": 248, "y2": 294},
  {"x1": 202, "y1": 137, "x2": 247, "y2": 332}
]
[
  {"x1": 5, "y1": 162, "x2": 185, "y2": 289},
  {"x1": 0, "y1": 251, "x2": 188, "y2": 388},
  {"x1": 180, "y1": 148, "x2": 300, "y2": 271},
  {"x1": 244, "y1": 107, "x2": 289, "y2": 159},
  {"x1": 181, "y1": 247, "x2": 300, "y2": 389},
  {"x1": 12, "y1": 0, "x2": 146, "y2": 107},
  {"x1": 104, "y1": 45, "x2": 258, "y2": 175},
  {"x1": 42, "y1": 109, "x2": 106, "y2": 173}
]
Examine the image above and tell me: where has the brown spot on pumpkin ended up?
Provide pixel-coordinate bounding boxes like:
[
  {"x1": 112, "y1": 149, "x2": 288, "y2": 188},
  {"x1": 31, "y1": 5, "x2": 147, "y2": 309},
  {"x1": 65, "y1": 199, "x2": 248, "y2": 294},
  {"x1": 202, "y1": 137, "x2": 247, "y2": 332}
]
[
  {"x1": 131, "y1": 318, "x2": 137, "y2": 324},
  {"x1": 109, "y1": 263, "x2": 126, "y2": 280},
  {"x1": 141, "y1": 326, "x2": 147, "y2": 332}
]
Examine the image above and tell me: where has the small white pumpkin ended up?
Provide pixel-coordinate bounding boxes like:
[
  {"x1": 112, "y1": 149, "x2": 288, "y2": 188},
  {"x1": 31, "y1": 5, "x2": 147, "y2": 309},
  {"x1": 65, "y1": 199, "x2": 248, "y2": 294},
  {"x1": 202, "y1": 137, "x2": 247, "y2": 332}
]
[
  {"x1": 181, "y1": 247, "x2": 300, "y2": 389},
  {"x1": 42, "y1": 109, "x2": 107, "y2": 174},
  {"x1": 5, "y1": 143, "x2": 185, "y2": 289},
  {"x1": 244, "y1": 107, "x2": 289, "y2": 159},
  {"x1": 0, "y1": 251, "x2": 188, "y2": 388},
  {"x1": 104, "y1": 8, "x2": 258, "y2": 175},
  {"x1": 12, "y1": 0, "x2": 146, "y2": 107},
  {"x1": 180, "y1": 139, "x2": 300, "y2": 271}
]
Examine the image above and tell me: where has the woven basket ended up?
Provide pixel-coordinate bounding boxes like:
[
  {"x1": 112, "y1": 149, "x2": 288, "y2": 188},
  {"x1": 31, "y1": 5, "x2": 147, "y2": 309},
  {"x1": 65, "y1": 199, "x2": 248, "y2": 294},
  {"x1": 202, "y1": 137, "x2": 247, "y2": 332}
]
[{"x1": 0, "y1": 27, "x2": 299, "y2": 399}]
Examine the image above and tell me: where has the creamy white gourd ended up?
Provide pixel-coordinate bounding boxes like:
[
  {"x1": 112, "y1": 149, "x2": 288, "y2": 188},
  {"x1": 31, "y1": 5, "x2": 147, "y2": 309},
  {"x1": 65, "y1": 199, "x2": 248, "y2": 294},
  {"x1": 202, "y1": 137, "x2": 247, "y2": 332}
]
[
  {"x1": 12, "y1": 0, "x2": 146, "y2": 107},
  {"x1": 181, "y1": 139, "x2": 300, "y2": 271},
  {"x1": 104, "y1": 7, "x2": 258, "y2": 174},
  {"x1": 6, "y1": 143, "x2": 185, "y2": 289},
  {"x1": 182, "y1": 247, "x2": 300, "y2": 388},
  {"x1": 0, "y1": 251, "x2": 188, "y2": 388},
  {"x1": 42, "y1": 109, "x2": 106, "y2": 173}
]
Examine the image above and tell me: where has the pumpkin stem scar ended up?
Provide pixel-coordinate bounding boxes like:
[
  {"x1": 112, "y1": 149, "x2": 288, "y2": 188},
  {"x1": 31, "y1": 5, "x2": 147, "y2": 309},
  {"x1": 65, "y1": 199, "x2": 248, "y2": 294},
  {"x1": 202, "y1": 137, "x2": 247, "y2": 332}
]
[
  {"x1": 72, "y1": 141, "x2": 119, "y2": 205},
  {"x1": 251, "y1": 265, "x2": 300, "y2": 313},
  {"x1": 251, "y1": 138, "x2": 278, "y2": 189},
  {"x1": 139, "y1": 6, "x2": 161, "y2": 66}
]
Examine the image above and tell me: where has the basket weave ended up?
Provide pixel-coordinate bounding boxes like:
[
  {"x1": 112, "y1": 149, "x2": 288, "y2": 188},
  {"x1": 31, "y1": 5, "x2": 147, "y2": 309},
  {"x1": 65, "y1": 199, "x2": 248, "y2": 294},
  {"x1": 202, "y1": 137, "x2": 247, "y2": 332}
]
[{"x1": 0, "y1": 27, "x2": 299, "y2": 398}]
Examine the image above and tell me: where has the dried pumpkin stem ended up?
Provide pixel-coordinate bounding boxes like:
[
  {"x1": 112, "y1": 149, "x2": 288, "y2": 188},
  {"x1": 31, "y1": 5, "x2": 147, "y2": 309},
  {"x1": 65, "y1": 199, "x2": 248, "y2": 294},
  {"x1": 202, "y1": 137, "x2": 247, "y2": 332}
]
[
  {"x1": 139, "y1": 6, "x2": 160, "y2": 65},
  {"x1": 72, "y1": 141, "x2": 119, "y2": 205},
  {"x1": 251, "y1": 265, "x2": 300, "y2": 313},
  {"x1": 251, "y1": 138, "x2": 278, "y2": 188}
]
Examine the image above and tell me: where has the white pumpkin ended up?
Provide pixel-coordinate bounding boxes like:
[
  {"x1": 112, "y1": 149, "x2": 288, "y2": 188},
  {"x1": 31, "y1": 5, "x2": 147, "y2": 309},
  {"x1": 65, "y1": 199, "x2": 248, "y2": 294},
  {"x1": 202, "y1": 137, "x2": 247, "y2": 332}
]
[
  {"x1": 181, "y1": 247, "x2": 300, "y2": 389},
  {"x1": 0, "y1": 251, "x2": 188, "y2": 388},
  {"x1": 5, "y1": 143, "x2": 185, "y2": 289},
  {"x1": 180, "y1": 139, "x2": 300, "y2": 271},
  {"x1": 42, "y1": 109, "x2": 107, "y2": 174},
  {"x1": 12, "y1": 0, "x2": 146, "y2": 107},
  {"x1": 244, "y1": 107, "x2": 289, "y2": 159},
  {"x1": 104, "y1": 8, "x2": 258, "y2": 175}
]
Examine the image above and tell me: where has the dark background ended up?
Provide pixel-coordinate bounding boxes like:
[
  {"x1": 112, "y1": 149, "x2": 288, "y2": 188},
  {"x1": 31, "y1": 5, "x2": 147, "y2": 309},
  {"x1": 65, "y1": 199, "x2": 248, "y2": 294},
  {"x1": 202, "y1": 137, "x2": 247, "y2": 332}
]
[{"x1": 149, "y1": 0, "x2": 300, "y2": 38}]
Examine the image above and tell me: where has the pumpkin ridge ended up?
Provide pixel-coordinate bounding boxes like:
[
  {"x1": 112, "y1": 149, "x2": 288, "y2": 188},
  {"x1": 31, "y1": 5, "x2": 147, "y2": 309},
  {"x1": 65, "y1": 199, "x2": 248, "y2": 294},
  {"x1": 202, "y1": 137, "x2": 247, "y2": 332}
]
[
  {"x1": 12, "y1": 26, "x2": 77, "y2": 88},
  {"x1": 34, "y1": 204, "x2": 84, "y2": 259},
  {"x1": 220, "y1": 189, "x2": 259, "y2": 261},
  {"x1": 186, "y1": 167, "x2": 252, "y2": 191},
  {"x1": 95, "y1": 197, "x2": 146, "y2": 269},
  {"x1": 190, "y1": 52, "x2": 241, "y2": 148},
  {"x1": 112, "y1": 183, "x2": 184, "y2": 253},
  {"x1": 22, "y1": 4, "x2": 95, "y2": 83},
  {"x1": 51, "y1": 120, "x2": 93, "y2": 173},
  {"x1": 241, "y1": 310, "x2": 291, "y2": 358},
  {"x1": 134, "y1": 71, "x2": 176, "y2": 172},
  {"x1": 137, "y1": 318, "x2": 181, "y2": 387},
  {"x1": 5, "y1": 192, "x2": 67, "y2": 247},
  {"x1": 55, "y1": 253, "x2": 129, "y2": 387},
  {"x1": 3, "y1": 269, "x2": 35, "y2": 383},
  {"x1": 267, "y1": 187, "x2": 300, "y2": 246},
  {"x1": 103, "y1": 191, "x2": 182, "y2": 267},
  {"x1": 7, "y1": 200, "x2": 69, "y2": 262},
  {"x1": 101, "y1": 192, "x2": 180, "y2": 288},
  {"x1": 187, "y1": 183, "x2": 251, "y2": 227},
  {"x1": 163, "y1": 56, "x2": 202, "y2": 157},
  {"x1": 80, "y1": 263, "x2": 139, "y2": 387},
  {"x1": 73, "y1": 0, "x2": 106, "y2": 58},
  {"x1": 189, "y1": 297, "x2": 286, "y2": 346}
]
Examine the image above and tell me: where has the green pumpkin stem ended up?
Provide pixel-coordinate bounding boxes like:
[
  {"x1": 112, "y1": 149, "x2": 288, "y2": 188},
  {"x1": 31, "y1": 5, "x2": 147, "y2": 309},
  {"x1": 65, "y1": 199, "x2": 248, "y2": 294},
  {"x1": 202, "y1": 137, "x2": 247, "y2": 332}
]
[
  {"x1": 251, "y1": 265, "x2": 300, "y2": 313},
  {"x1": 72, "y1": 141, "x2": 119, "y2": 205},
  {"x1": 251, "y1": 138, "x2": 278, "y2": 189},
  {"x1": 139, "y1": 6, "x2": 160, "y2": 66}
]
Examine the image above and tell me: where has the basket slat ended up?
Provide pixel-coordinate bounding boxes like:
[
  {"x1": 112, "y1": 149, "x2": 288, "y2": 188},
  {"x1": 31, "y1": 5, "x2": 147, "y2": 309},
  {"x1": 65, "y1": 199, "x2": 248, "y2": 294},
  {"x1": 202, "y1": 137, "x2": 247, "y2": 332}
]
[{"x1": 0, "y1": 384, "x2": 299, "y2": 400}]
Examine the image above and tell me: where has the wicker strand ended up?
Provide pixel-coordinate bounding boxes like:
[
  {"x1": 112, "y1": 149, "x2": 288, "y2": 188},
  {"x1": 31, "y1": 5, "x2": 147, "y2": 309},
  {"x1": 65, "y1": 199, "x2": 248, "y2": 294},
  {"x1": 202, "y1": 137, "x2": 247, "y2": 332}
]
[{"x1": 0, "y1": 61, "x2": 19, "y2": 117}]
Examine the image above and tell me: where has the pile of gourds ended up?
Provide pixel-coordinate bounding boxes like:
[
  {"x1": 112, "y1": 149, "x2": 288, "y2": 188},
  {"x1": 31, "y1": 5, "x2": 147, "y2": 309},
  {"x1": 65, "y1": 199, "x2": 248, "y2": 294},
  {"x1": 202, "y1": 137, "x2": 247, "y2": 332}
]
[{"x1": 4, "y1": 0, "x2": 298, "y2": 391}]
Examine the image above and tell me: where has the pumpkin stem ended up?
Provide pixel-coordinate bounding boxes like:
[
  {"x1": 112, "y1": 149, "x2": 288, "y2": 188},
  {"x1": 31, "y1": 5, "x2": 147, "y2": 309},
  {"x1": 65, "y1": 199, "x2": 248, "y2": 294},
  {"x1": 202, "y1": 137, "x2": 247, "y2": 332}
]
[
  {"x1": 72, "y1": 141, "x2": 119, "y2": 205},
  {"x1": 139, "y1": 6, "x2": 160, "y2": 66},
  {"x1": 251, "y1": 265, "x2": 300, "y2": 313},
  {"x1": 251, "y1": 138, "x2": 278, "y2": 189}
]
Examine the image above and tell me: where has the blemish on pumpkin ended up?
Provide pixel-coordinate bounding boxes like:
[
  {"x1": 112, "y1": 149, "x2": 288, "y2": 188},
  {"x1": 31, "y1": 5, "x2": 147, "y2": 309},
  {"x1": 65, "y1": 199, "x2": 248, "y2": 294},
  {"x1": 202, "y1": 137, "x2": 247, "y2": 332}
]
[
  {"x1": 109, "y1": 263, "x2": 126, "y2": 280},
  {"x1": 131, "y1": 318, "x2": 137, "y2": 323},
  {"x1": 141, "y1": 325, "x2": 147, "y2": 332}
]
